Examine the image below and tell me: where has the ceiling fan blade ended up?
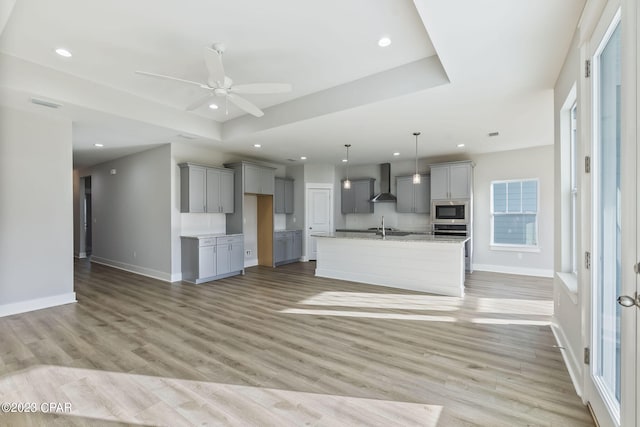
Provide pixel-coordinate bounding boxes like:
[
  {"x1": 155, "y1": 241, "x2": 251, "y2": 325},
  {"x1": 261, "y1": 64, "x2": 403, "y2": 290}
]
[
  {"x1": 185, "y1": 94, "x2": 215, "y2": 111},
  {"x1": 227, "y1": 93, "x2": 264, "y2": 117},
  {"x1": 230, "y1": 83, "x2": 292, "y2": 94},
  {"x1": 135, "y1": 71, "x2": 208, "y2": 89},
  {"x1": 204, "y1": 47, "x2": 226, "y2": 86}
]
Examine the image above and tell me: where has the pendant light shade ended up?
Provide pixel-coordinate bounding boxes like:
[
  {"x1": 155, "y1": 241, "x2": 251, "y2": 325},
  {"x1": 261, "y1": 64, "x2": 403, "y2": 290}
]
[
  {"x1": 343, "y1": 144, "x2": 352, "y2": 189},
  {"x1": 413, "y1": 132, "x2": 421, "y2": 184}
]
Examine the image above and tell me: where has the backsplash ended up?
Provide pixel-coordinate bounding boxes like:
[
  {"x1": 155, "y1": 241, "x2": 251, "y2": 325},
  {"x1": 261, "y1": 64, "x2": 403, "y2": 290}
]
[
  {"x1": 181, "y1": 213, "x2": 226, "y2": 235},
  {"x1": 344, "y1": 203, "x2": 431, "y2": 231}
]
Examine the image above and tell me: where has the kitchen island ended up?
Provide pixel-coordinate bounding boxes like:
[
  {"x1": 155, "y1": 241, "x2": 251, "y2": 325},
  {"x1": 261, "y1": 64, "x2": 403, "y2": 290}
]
[{"x1": 314, "y1": 232, "x2": 469, "y2": 297}]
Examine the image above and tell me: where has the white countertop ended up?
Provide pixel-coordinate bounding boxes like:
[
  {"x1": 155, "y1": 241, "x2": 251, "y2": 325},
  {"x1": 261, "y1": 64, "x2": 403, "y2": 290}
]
[
  {"x1": 181, "y1": 233, "x2": 243, "y2": 239},
  {"x1": 313, "y1": 232, "x2": 469, "y2": 244}
]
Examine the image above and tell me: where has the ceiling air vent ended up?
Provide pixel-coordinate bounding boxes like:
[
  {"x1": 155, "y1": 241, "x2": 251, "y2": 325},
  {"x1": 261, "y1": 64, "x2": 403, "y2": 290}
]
[{"x1": 30, "y1": 98, "x2": 62, "y2": 109}]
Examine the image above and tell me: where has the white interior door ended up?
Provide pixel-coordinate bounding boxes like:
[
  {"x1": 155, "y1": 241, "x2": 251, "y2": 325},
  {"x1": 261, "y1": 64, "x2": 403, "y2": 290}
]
[
  {"x1": 584, "y1": 2, "x2": 638, "y2": 425},
  {"x1": 305, "y1": 185, "x2": 333, "y2": 261}
]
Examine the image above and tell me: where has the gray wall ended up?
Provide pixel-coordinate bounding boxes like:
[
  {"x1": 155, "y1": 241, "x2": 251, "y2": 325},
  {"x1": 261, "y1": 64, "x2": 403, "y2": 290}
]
[
  {"x1": 286, "y1": 164, "x2": 305, "y2": 231},
  {"x1": 90, "y1": 144, "x2": 172, "y2": 280},
  {"x1": 0, "y1": 106, "x2": 75, "y2": 312},
  {"x1": 471, "y1": 145, "x2": 554, "y2": 275}
]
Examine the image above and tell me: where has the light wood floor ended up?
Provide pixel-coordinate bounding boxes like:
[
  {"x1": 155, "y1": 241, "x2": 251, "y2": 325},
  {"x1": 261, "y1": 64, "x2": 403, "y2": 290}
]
[{"x1": 0, "y1": 260, "x2": 594, "y2": 426}]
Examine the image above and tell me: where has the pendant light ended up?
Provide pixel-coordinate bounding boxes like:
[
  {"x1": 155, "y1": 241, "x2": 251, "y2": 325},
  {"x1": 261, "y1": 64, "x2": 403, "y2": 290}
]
[
  {"x1": 413, "y1": 132, "x2": 421, "y2": 184},
  {"x1": 343, "y1": 144, "x2": 351, "y2": 189}
]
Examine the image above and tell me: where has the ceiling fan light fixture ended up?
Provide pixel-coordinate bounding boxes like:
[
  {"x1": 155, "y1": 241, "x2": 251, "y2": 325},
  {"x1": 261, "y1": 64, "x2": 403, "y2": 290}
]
[
  {"x1": 343, "y1": 144, "x2": 352, "y2": 189},
  {"x1": 413, "y1": 132, "x2": 421, "y2": 185}
]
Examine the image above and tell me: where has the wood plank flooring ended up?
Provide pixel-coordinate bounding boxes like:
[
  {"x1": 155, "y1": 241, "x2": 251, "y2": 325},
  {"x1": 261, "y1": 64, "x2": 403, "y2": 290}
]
[{"x1": 0, "y1": 260, "x2": 594, "y2": 426}]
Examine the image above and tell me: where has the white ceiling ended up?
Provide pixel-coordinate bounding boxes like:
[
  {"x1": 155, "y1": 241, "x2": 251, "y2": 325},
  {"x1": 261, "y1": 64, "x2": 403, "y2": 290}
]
[{"x1": 0, "y1": 0, "x2": 585, "y2": 167}]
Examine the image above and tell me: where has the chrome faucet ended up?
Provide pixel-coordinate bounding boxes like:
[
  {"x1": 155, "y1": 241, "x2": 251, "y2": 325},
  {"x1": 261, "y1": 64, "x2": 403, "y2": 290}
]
[{"x1": 381, "y1": 216, "x2": 385, "y2": 239}]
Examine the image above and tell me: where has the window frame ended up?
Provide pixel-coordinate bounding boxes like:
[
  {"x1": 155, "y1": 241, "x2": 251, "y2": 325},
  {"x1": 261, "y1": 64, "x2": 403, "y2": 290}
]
[
  {"x1": 490, "y1": 178, "x2": 540, "y2": 250},
  {"x1": 569, "y1": 102, "x2": 578, "y2": 274}
]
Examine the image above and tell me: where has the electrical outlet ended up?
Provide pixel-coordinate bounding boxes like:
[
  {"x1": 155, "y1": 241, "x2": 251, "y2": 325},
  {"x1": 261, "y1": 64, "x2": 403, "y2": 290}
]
[
  {"x1": 133, "y1": 251, "x2": 137, "y2": 258},
  {"x1": 245, "y1": 250, "x2": 252, "y2": 256}
]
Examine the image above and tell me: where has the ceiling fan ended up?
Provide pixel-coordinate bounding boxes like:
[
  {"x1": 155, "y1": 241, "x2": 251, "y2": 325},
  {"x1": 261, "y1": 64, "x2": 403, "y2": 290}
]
[{"x1": 135, "y1": 43, "x2": 292, "y2": 117}]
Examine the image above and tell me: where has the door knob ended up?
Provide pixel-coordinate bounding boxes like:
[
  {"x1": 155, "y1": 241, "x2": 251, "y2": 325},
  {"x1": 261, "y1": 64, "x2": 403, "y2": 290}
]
[{"x1": 617, "y1": 295, "x2": 639, "y2": 308}]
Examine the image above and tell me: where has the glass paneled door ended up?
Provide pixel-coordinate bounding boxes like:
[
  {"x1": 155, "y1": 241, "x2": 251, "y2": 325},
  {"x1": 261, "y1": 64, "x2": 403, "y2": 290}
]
[
  {"x1": 586, "y1": 1, "x2": 638, "y2": 425},
  {"x1": 591, "y1": 12, "x2": 621, "y2": 423}
]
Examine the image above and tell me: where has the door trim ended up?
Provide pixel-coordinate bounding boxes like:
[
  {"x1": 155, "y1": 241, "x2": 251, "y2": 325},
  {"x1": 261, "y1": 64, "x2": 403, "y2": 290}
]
[{"x1": 620, "y1": 0, "x2": 639, "y2": 425}]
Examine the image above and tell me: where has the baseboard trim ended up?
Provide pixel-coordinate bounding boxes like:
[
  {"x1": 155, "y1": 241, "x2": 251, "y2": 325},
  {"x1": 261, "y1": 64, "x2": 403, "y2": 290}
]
[
  {"x1": 551, "y1": 321, "x2": 583, "y2": 398},
  {"x1": 472, "y1": 263, "x2": 553, "y2": 278},
  {"x1": 170, "y1": 272, "x2": 183, "y2": 283},
  {"x1": 0, "y1": 292, "x2": 77, "y2": 317},
  {"x1": 91, "y1": 256, "x2": 171, "y2": 282}
]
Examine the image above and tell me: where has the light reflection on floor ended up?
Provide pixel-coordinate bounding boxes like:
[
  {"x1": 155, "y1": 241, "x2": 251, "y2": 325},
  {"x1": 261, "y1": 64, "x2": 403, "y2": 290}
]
[
  {"x1": 0, "y1": 365, "x2": 444, "y2": 426},
  {"x1": 282, "y1": 291, "x2": 553, "y2": 326}
]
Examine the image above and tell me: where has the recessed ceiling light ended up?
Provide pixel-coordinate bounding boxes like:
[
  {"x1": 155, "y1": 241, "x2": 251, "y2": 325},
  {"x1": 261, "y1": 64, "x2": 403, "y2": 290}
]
[
  {"x1": 208, "y1": 103, "x2": 219, "y2": 110},
  {"x1": 378, "y1": 37, "x2": 391, "y2": 47},
  {"x1": 457, "y1": 143, "x2": 465, "y2": 148},
  {"x1": 55, "y1": 48, "x2": 72, "y2": 58},
  {"x1": 253, "y1": 144, "x2": 261, "y2": 148},
  {"x1": 393, "y1": 152, "x2": 400, "y2": 156},
  {"x1": 300, "y1": 156, "x2": 307, "y2": 160},
  {"x1": 94, "y1": 143, "x2": 104, "y2": 148},
  {"x1": 342, "y1": 159, "x2": 348, "y2": 163}
]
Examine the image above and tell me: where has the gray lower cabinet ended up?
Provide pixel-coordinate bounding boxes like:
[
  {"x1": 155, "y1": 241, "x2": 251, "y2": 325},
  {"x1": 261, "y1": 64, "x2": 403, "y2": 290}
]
[
  {"x1": 181, "y1": 235, "x2": 244, "y2": 284},
  {"x1": 341, "y1": 178, "x2": 375, "y2": 214},
  {"x1": 179, "y1": 163, "x2": 234, "y2": 213},
  {"x1": 244, "y1": 163, "x2": 275, "y2": 195},
  {"x1": 274, "y1": 177, "x2": 294, "y2": 214},
  {"x1": 273, "y1": 230, "x2": 302, "y2": 266},
  {"x1": 396, "y1": 175, "x2": 430, "y2": 213}
]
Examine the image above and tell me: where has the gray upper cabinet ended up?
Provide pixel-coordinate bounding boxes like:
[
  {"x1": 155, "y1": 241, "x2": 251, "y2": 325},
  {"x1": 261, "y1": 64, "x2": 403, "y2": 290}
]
[
  {"x1": 180, "y1": 163, "x2": 235, "y2": 213},
  {"x1": 396, "y1": 175, "x2": 430, "y2": 213},
  {"x1": 244, "y1": 163, "x2": 275, "y2": 195},
  {"x1": 430, "y1": 161, "x2": 472, "y2": 200},
  {"x1": 275, "y1": 177, "x2": 294, "y2": 214},
  {"x1": 341, "y1": 178, "x2": 375, "y2": 214},
  {"x1": 181, "y1": 165, "x2": 206, "y2": 213},
  {"x1": 206, "y1": 168, "x2": 234, "y2": 213}
]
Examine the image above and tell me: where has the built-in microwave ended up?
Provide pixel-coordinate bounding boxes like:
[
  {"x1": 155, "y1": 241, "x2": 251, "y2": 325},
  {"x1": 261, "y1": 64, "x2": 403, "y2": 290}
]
[{"x1": 431, "y1": 200, "x2": 469, "y2": 224}]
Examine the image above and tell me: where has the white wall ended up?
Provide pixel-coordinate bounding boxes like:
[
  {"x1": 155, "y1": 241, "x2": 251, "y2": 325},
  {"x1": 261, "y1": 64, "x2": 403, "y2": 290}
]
[
  {"x1": 552, "y1": 28, "x2": 584, "y2": 397},
  {"x1": 0, "y1": 106, "x2": 75, "y2": 316},
  {"x1": 471, "y1": 145, "x2": 554, "y2": 276},
  {"x1": 91, "y1": 144, "x2": 172, "y2": 281}
]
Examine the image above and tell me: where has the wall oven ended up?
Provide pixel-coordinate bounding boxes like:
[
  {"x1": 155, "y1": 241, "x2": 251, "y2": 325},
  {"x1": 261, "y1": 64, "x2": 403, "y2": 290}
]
[{"x1": 431, "y1": 200, "x2": 469, "y2": 224}]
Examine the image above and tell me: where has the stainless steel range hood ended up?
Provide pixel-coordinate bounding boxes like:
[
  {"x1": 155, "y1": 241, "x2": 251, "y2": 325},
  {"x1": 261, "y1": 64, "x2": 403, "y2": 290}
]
[{"x1": 370, "y1": 163, "x2": 397, "y2": 202}]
